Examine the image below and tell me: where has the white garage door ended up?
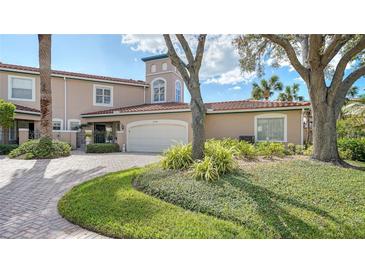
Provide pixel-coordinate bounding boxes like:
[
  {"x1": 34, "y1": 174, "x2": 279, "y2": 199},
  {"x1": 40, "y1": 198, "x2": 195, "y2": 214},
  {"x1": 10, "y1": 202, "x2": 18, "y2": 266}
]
[{"x1": 127, "y1": 120, "x2": 188, "y2": 152}]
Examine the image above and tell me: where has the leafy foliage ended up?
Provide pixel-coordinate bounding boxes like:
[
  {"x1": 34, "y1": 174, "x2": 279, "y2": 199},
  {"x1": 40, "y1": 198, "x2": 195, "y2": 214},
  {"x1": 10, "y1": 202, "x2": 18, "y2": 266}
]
[
  {"x1": 251, "y1": 75, "x2": 283, "y2": 100},
  {"x1": 161, "y1": 144, "x2": 193, "y2": 170},
  {"x1": 0, "y1": 144, "x2": 18, "y2": 155},
  {"x1": 193, "y1": 157, "x2": 220, "y2": 182},
  {"x1": 86, "y1": 143, "x2": 120, "y2": 153},
  {"x1": 277, "y1": 83, "x2": 304, "y2": 101},
  {"x1": 256, "y1": 142, "x2": 286, "y2": 158},
  {"x1": 0, "y1": 99, "x2": 15, "y2": 129},
  {"x1": 337, "y1": 138, "x2": 365, "y2": 161},
  {"x1": 9, "y1": 138, "x2": 71, "y2": 159},
  {"x1": 337, "y1": 116, "x2": 365, "y2": 138}
]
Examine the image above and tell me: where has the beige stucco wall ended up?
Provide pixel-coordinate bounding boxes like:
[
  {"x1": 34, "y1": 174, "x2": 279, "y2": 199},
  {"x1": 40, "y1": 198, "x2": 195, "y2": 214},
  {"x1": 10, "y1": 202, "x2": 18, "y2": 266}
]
[
  {"x1": 144, "y1": 57, "x2": 184, "y2": 104},
  {"x1": 0, "y1": 71, "x2": 146, "y2": 129},
  {"x1": 205, "y1": 110, "x2": 302, "y2": 144},
  {"x1": 82, "y1": 109, "x2": 304, "y2": 147}
]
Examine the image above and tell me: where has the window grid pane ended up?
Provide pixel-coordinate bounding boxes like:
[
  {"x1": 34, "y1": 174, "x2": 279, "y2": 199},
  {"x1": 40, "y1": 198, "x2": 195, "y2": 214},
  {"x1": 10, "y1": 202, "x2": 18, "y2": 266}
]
[
  {"x1": 153, "y1": 80, "x2": 166, "y2": 102},
  {"x1": 11, "y1": 78, "x2": 33, "y2": 100},
  {"x1": 257, "y1": 117, "x2": 284, "y2": 141}
]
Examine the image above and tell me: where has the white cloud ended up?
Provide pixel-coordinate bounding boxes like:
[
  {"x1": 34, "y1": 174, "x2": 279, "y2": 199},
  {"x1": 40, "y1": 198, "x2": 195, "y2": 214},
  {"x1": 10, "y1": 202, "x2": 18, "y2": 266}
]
[
  {"x1": 121, "y1": 34, "x2": 253, "y2": 85},
  {"x1": 294, "y1": 77, "x2": 305, "y2": 82},
  {"x1": 232, "y1": 86, "x2": 241, "y2": 90}
]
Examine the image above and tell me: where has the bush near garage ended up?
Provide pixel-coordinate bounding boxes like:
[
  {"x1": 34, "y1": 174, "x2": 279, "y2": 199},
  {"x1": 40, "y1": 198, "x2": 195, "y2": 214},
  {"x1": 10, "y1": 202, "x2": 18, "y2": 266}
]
[
  {"x1": 337, "y1": 138, "x2": 365, "y2": 162},
  {"x1": 86, "y1": 143, "x2": 120, "y2": 153},
  {"x1": 0, "y1": 144, "x2": 18, "y2": 155}
]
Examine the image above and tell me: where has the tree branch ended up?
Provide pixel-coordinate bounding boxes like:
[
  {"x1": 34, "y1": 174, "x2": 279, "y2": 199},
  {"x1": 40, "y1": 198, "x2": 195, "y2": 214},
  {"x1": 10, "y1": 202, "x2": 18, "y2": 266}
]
[
  {"x1": 262, "y1": 34, "x2": 309, "y2": 82},
  {"x1": 339, "y1": 65, "x2": 365, "y2": 97},
  {"x1": 194, "y1": 34, "x2": 207, "y2": 73},
  {"x1": 163, "y1": 34, "x2": 190, "y2": 83},
  {"x1": 330, "y1": 35, "x2": 365, "y2": 92},
  {"x1": 176, "y1": 34, "x2": 195, "y2": 66},
  {"x1": 322, "y1": 35, "x2": 353, "y2": 66},
  {"x1": 308, "y1": 35, "x2": 324, "y2": 68}
]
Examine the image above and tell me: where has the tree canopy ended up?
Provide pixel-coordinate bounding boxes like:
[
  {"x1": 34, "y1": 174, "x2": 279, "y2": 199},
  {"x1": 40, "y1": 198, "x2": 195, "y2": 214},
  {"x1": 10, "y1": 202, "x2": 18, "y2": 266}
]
[{"x1": 0, "y1": 99, "x2": 15, "y2": 129}]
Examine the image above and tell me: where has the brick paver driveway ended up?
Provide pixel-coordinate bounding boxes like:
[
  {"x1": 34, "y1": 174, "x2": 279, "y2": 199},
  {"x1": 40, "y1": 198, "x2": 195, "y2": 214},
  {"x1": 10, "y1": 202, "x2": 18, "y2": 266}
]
[{"x1": 0, "y1": 151, "x2": 160, "y2": 239}]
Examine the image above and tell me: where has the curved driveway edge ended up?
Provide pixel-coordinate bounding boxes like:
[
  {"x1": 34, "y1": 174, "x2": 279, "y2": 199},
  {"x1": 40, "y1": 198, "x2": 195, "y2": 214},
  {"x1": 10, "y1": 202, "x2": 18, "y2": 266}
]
[{"x1": 0, "y1": 151, "x2": 160, "y2": 239}]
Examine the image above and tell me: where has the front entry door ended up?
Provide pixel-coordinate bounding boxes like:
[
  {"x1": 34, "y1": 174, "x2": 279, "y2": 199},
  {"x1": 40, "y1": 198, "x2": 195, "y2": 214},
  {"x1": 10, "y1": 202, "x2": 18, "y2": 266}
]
[{"x1": 94, "y1": 124, "x2": 106, "y2": 143}]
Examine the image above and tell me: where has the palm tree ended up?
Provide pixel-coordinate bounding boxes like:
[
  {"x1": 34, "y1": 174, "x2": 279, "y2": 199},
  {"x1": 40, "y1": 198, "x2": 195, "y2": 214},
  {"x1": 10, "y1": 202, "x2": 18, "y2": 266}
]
[
  {"x1": 38, "y1": 34, "x2": 53, "y2": 138},
  {"x1": 347, "y1": 86, "x2": 359, "y2": 99},
  {"x1": 277, "y1": 83, "x2": 304, "y2": 101},
  {"x1": 251, "y1": 75, "x2": 283, "y2": 100}
]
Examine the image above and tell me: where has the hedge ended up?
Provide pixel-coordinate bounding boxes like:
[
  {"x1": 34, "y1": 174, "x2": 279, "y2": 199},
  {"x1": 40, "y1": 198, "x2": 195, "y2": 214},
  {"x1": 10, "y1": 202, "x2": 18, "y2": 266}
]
[
  {"x1": 86, "y1": 143, "x2": 120, "y2": 153},
  {"x1": 0, "y1": 144, "x2": 18, "y2": 155},
  {"x1": 337, "y1": 138, "x2": 365, "y2": 162}
]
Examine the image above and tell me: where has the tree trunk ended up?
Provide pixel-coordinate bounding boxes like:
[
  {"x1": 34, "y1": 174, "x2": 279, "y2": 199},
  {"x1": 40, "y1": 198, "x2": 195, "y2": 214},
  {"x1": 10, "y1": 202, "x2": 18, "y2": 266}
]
[
  {"x1": 38, "y1": 34, "x2": 53, "y2": 139},
  {"x1": 190, "y1": 89, "x2": 206, "y2": 160},
  {"x1": 3, "y1": 127, "x2": 9, "y2": 144},
  {"x1": 311, "y1": 102, "x2": 341, "y2": 163}
]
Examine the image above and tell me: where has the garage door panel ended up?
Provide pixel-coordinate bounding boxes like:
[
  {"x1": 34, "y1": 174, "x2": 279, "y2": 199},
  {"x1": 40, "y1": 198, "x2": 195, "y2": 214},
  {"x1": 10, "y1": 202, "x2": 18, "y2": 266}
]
[{"x1": 127, "y1": 120, "x2": 188, "y2": 152}]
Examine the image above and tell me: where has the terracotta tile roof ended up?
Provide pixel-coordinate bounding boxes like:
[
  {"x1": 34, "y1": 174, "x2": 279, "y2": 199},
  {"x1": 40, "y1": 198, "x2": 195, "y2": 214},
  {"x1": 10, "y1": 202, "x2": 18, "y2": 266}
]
[
  {"x1": 81, "y1": 100, "x2": 310, "y2": 116},
  {"x1": 0, "y1": 63, "x2": 147, "y2": 86},
  {"x1": 205, "y1": 100, "x2": 311, "y2": 111},
  {"x1": 14, "y1": 104, "x2": 40, "y2": 114},
  {"x1": 82, "y1": 102, "x2": 190, "y2": 115}
]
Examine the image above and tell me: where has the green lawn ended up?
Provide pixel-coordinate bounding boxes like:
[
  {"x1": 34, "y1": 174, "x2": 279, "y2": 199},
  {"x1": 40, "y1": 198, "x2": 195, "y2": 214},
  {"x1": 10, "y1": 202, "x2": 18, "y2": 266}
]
[
  {"x1": 136, "y1": 160, "x2": 365, "y2": 238},
  {"x1": 58, "y1": 168, "x2": 251, "y2": 239},
  {"x1": 59, "y1": 160, "x2": 365, "y2": 239}
]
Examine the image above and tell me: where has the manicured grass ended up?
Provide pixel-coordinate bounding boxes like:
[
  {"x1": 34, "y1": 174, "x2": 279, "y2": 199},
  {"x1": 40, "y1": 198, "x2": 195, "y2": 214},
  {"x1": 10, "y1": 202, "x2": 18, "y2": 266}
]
[
  {"x1": 347, "y1": 160, "x2": 365, "y2": 168},
  {"x1": 58, "y1": 168, "x2": 251, "y2": 239},
  {"x1": 136, "y1": 160, "x2": 365, "y2": 238}
]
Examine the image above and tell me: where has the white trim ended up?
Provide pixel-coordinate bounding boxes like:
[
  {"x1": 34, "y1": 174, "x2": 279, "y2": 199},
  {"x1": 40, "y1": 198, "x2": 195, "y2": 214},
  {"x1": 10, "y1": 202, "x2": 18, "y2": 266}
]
[
  {"x1": 18, "y1": 128, "x2": 29, "y2": 132},
  {"x1": 146, "y1": 70, "x2": 182, "y2": 78},
  {"x1": 0, "y1": 67, "x2": 148, "y2": 87},
  {"x1": 175, "y1": 80, "x2": 182, "y2": 102},
  {"x1": 151, "y1": 77, "x2": 167, "y2": 103},
  {"x1": 93, "y1": 84, "x2": 113, "y2": 107},
  {"x1": 254, "y1": 113, "x2": 288, "y2": 142},
  {"x1": 162, "y1": 62, "x2": 168, "y2": 71},
  {"x1": 126, "y1": 119, "x2": 189, "y2": 152},
  {"x1": 68, "y1": 119, "x2": 81, "y2": 131},
  {"x1": 300, "y1": 109, "x2": 304, "y2": 145},
  {"x1": 206, "y1": 106, "x2": 308, "y2": 114},
  {"x1": 15, "y1": 110, "x2": 40, "y2": 115},
  {"x1": 8, "y1": 75, "x2": 36, "y2": 102},
  {"x1": 150, "y1": 64, "x2": 157, "y2": 73},
  {"x1": 52, "y1": 118, "x2": 63, "y2": 131},
  {"x1": 81, "y1": 108, "x2": 190, "y2": 118}
]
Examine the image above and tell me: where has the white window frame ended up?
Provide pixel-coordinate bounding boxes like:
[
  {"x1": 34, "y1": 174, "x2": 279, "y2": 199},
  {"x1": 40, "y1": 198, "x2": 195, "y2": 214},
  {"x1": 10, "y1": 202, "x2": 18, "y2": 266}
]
[
  {"x1": 151, "y1": 78, "x2": 167, "y2": 103},
  {"x1": 68, "y1": 119, "x2": 81, "y2": 131},
  {"x1": 254, "y1": 113, "x2": 287, "y2": 142},
  {"x1": 162, "y1": 62, "x2": 168, "y2": 71},
  {"x1": 8, "y1": 75, "x2": 36, "y2": 102},
  {"x1": 52, "y1": 118, "x2": 63, "y2": 131},
  {"x1": 175, "y1": 80, "x2": 182, "y2": 102},
  {"x1": 151, "y1": 64, "x2": 157, "y2": 73},
  {"x1": 93, "y1": 84, "x2": 113, "y2": 107}
]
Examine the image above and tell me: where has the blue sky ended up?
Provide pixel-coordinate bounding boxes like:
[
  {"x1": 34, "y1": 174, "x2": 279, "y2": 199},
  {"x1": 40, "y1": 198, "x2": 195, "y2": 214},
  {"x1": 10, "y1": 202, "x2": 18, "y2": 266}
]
[{"x1": 0, "y1": 34, "x2": 364, "y2": 103}]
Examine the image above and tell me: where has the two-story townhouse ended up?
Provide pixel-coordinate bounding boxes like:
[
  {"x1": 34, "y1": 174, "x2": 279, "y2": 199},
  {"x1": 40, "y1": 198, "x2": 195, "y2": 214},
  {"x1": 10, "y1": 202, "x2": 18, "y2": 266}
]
[{"x1": 0, "y1": 54, "x2": 310, "y2": 152}]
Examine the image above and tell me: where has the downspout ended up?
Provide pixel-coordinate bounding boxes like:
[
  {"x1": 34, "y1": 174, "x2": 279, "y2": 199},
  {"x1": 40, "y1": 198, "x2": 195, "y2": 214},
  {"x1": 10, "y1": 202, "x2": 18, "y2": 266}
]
[
  {"x1": 64, "y1": 77, "x2": 67, "y2": 130},
  {"x1": 143, "y1": 85, "x2": 146, "y2": 104}
]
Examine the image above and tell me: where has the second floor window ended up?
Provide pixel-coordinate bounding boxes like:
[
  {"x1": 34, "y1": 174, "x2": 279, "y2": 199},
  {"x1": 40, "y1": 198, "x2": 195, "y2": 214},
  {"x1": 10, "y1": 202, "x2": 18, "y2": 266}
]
[
  {"x1": 8, "y1": 76, "x2": 35, "y2": 101},
  {"x1": 94, "y1": 85, "x2": 113, "y2": 106},
  {"x1": 175, "y1": 81, "x2": 182, "y2": 102},
  {"x1": 152, "y1": 79, "x2": 166, "y2": 103}
]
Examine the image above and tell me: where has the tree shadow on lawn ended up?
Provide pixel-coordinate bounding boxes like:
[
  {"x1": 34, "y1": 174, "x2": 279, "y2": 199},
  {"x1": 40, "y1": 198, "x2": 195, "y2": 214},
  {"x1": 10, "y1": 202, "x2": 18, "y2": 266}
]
[{"x1": 222, "y1": 172, "x2": 340, "y2": 238}]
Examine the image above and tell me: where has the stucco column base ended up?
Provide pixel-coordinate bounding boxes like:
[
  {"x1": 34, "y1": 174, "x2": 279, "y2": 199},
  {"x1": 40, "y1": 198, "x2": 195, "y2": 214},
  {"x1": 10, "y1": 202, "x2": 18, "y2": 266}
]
[{"x1": 18, "y1": 128, "x2": 29, "y2": 145}]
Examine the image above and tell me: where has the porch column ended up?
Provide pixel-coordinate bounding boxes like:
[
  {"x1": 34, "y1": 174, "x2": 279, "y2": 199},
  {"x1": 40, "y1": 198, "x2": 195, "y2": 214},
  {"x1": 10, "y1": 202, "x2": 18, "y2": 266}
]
[
  {"x1": 116, "y1": 131, "x2": 124, "y2": 152},
  {"x1": 18, "y1": 128, "x2": 29, "y2": 145}
]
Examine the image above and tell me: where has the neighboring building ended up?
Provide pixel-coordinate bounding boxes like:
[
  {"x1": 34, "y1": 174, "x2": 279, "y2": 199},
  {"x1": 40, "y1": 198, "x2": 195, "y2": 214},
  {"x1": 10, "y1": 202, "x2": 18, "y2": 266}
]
[{"x1": 0, "y1": 54, "x2": 310, "y2": 151}]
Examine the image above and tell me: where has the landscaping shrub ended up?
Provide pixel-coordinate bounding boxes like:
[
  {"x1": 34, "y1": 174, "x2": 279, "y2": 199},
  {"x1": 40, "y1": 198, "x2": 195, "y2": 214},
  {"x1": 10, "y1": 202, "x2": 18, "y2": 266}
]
[
  {"x1": 295, "y1": 145, "x2": 305, "y2": 155},
  {"x1": 235, "y1": 141, "x2": 257, "y2": 159},
  {"x1": 287, "y1": 143, "x2": 296, "y2": 155},
  {"x1": 337, "y1": 138, "x2": 365, "y2": 161},
  {"x1": 161, "y1": 143, "x2": 193, "y2": 170},
  {"x1": 0, "y1": 144, "x2": 18, "y2": 155},
  {"x1": 86, "y1": 143, "x2": 120, "y2": 153},
  {"x1": 303, "y1": 145, "x2": 313, "y2": 156},
  {"x1": 205, "y1": 140, "x2": 237, "y2": 175},
  {"x1": 256, "y1": 142, "x2": 286, "y2": 159},
  {"x1": 193, "y1": 156, "x2": 219, "y2": 182},
  {"x1": 9, "y1": 138, "x2": 71, "y2": 159}
]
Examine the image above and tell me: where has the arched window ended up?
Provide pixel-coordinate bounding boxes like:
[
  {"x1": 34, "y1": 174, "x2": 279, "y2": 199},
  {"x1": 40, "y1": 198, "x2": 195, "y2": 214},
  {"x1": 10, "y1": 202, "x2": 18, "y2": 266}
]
[
  {"x1": 175, "y1": 81, "x2": 182, "y2": 102},
  {"x1": 152, "y1": 78, "x2": 166, "y2": 103}
]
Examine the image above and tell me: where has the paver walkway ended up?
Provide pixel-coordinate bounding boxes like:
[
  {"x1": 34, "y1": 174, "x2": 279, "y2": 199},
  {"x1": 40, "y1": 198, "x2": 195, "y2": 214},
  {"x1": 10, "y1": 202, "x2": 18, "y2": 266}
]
[{"x1": 0, "y1": 151, "x2": 160, "y2": 239}]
